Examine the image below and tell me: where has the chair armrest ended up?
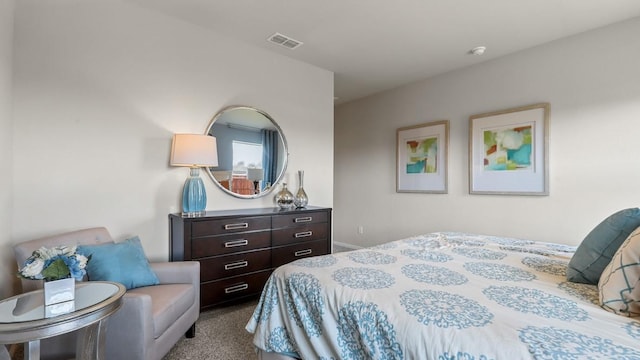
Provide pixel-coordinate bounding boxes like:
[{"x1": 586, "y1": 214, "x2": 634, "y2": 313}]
[{"x1": 150, "y1": 261, "x2": 200, "y2": 286}]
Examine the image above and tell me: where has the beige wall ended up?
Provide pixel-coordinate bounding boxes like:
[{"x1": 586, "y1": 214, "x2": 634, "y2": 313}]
[
  {"x1": 335, "y1": 17, "x2": 640, "y2": 248},
  {"x1": 6, "y1": 0, "x2": 333, "y2": 295},
  {"x1": 0, "y1": 0, "x2": 15, "y2": 298}
]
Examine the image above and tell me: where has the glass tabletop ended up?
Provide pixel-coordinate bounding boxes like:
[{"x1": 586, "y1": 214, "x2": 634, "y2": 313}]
[{"x1": 0, "y1": 282, "x2": 121, "y2": 323}]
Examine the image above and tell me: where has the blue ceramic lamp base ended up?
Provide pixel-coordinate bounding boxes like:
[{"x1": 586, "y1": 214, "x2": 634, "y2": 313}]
[{"x1": 182, "y1": 167, "x2": 207, "y2": 217}]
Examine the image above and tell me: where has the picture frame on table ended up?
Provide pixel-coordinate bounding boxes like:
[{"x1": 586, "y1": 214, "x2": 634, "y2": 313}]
[
  {"x1": 396, "y1": 120, "x2": 449, "y2": 193},
  {"x1": 469, "y1": 103, "x2": 550, "y2": 195}
]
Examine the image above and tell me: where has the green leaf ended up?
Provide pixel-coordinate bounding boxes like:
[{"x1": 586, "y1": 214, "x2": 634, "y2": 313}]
[{"x1": 41, "y1": 258, "x2": 71, "y2": 281}]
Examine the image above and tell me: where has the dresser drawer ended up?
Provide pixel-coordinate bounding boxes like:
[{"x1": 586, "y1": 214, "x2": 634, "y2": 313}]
[
  {"x1": 170, "y1": 207, "x2": 331, "y2": 310},
  {"x1": 272, "y1": 239, "x2": 329, "y2": 268},
  {"x1": 201, "y1": 270, "x2": 272, "y2": 308},
  {"x1": 272, "y1": 211, "x2": 328, "y2": 229},
  {"x1": 192, "y1": 216, "x2": 271, "y2": 237},
  {"x1": 272, "y1": 223, "x2": 328, "y2": 247},
  {"x1": 191, "y1": 230, "x2": 270, "y2": 258},
  {"x1": 200, "y1": 249, "x2": 272, "y2": 282}
]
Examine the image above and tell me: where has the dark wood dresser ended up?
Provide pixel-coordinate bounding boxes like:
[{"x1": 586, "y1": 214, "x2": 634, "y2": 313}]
[{"x1": 169, "y1": 206, "x2": 332, "y2": 310}]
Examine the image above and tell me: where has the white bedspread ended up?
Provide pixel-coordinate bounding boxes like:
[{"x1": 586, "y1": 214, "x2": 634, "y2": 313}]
[{"x1": 246, "y1": 232, "x2": 640, "y2": 359}]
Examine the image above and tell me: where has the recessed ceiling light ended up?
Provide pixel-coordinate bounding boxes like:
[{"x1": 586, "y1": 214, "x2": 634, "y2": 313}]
[{"x1": 470, "y1": 46, "x2": 487, "y2": 55}]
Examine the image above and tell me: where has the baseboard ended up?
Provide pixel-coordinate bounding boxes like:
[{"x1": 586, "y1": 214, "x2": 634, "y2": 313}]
[{"x1": 333, "y1": 241, "x2": 362, "y2": 251}]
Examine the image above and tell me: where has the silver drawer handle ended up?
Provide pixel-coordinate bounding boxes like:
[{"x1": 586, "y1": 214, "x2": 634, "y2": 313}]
[
  {"x1": 224, "y1": 260, "x2": 248, "y2": 270},
  {"x1": 224, "y1": 239, "x2": 249, "y2": 248},
  {"x1": 224, "y1": 222, "x2": 249, "y2": 230},
  {"x1": 295, "y1": 249, "x2": 312, "y2": 257},
  {"x1": 295, "y1": 231, "x2": 313, "y2": 238},
  {"x1": 225, "y1": 283, "x2": 249, "y2": 294},
  {"x1": 294, "y1": 217, "x2": 312, "y2": 223}
]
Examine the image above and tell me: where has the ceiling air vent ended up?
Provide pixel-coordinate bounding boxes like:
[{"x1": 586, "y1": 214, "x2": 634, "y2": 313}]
[{"x1": 267, "y1": 32, "x2": 303, "y2": 50}]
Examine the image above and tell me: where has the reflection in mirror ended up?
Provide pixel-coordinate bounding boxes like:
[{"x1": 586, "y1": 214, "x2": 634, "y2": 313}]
[{"x1": 205, "y1": 105, "x2": 288, "y2": 199}]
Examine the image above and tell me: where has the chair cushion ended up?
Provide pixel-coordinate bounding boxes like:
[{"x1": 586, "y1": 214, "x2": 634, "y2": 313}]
[
  {"x1": 128, "y1": 284, "x2": 195, "y2": 339},
  {"x1": 599, "y1": 226, "x2": 640, "y2": 316},
  {"x1": 77, "y1": 236, "x2": 159, "y2": 290},
  {"x1": 567, "y1": 208, "x2": 640, "y2": 284}
]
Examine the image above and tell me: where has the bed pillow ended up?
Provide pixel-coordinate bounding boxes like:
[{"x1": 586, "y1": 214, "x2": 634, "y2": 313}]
[
  {"x1": 77, "y1": 236, "x2": 159, "y2": 290},
  {"x1": 599, "y1": 226, "x2": 640, "y2": 316},
  {"x1": 567, "y1": 208, "x2": 640, "y2": 284}
]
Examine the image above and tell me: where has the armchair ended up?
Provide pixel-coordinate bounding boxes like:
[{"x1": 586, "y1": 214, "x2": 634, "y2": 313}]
[{"x1": 13, "y1": 227, "x2": 200, "y2": 360}]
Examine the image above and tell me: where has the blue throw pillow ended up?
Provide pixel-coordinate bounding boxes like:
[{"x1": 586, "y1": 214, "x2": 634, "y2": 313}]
[
  {"x1": 567, "y1": 208, "x2": 640, "y2": 284},
  {"x1": 77, "y1": 236, "x2": 159, "y2": 290}
]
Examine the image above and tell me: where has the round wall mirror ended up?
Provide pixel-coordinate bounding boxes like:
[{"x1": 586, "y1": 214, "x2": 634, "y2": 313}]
[{"x1": 205, "y1": 105, "x2": 289, "y2": 199}]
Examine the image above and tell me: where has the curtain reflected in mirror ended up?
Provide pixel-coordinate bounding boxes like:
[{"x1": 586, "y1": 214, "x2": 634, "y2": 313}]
[
  {"x1": 205, "y1": 106, "x2": 288, "y2": 199},
  {"x1": 262, "y1": 129, "x2": 279, "y2": 187}
]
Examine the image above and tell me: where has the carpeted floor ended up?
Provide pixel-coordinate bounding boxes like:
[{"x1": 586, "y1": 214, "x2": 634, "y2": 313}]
[
  {"x1": 163, "y1": 298, "x2": 259, "y2": 360},
  {"x1": 7, "y1": 299, "x2": 259, "y2": 360}
]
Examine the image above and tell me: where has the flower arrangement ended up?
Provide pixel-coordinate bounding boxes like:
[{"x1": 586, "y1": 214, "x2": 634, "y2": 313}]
[{"x1": 19, "y1": 245, "x2": 90, "y2": 281}]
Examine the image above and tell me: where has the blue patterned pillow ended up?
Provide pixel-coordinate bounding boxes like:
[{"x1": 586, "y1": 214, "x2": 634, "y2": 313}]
[
  {"x1": 599, "y1": 226, "x2": 640, "y2": 316},
  {"x1": 567, "y1": 208, "x2": 640, "y2": 284},
  {"x1": 77, "y1": 236, "x2": 159, "y2": 290}
]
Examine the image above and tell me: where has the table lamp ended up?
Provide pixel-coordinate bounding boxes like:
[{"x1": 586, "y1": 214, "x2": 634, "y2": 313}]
[
  {"x1": 247, "y1": 168, "x2": 264, "y2": 193},
  {"x1": 170, "y1": 134, "x2": 218, "y2": 216}
]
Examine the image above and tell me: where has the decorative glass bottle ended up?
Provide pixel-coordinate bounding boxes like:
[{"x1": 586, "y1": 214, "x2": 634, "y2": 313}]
[
  {"x1": 294, "y1": 170, "x2": 308, "y2": 208},
  {"x1": 275, "y1": 183, "x2": 294, "y2": 210}
]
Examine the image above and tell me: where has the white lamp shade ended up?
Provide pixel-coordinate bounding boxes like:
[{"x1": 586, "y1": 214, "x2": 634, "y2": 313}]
[
  {"x1": 247, "y1": 168, "x2": 264, "y2": 181},
  {"x1": 170, "y1": 134, "x2": 218, "y2": 167}
]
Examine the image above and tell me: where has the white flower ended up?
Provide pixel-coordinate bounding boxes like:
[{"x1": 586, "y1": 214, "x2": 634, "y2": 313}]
[
  {"x1": 76, "y1": 254, "x2": 89, "y2": 268},
  {"x1": 20, "y1": 258, "x2": 45, "y2": 279},
  {"x1": 36, "y1": 246, "x2": 56, "y2": 260},
  {"x1": 58, "y1": 245, "x2": 76, "y2": 257}
]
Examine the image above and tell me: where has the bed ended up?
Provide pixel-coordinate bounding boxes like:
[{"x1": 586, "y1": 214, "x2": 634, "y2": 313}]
[{"x1": 246, "y1": 231, "x2": 640, "y2": 359}]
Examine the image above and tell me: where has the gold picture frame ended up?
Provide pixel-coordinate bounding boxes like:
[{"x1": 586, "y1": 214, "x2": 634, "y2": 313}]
[
  {"x1": 469, "y1": 103, "x2": 550, "y2": 195},
  {"x1": 396, "y1": 120, "x2": 449, "y2": 193}
]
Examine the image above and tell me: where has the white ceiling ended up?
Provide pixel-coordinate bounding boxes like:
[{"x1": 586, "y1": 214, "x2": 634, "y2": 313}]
[{"x1": 128, "y1": 0, "x2": 640, "y2": 104}]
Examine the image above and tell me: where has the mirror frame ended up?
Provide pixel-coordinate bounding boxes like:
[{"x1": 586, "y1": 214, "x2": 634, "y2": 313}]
[{"x1": 204, "y1": 105, "x2": 289, "y2": 199}]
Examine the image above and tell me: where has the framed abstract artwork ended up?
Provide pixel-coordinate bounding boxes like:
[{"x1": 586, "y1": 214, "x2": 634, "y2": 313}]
[
  {"x1": 396, "y1": 120, "x2": 449, "y2": 193},
  {"x1": 469, "y1": 103, "x2": 550, "y2": 195}
]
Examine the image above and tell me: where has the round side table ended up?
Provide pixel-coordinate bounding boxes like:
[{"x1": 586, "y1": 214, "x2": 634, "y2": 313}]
[{"x1": 0, "y1": 281, "x2": 126, "y2": 360}]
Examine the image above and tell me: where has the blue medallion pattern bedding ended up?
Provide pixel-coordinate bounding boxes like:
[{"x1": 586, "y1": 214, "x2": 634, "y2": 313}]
[{"x1": 246, "y1": 232, "x2": 640, "y2": 359}]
